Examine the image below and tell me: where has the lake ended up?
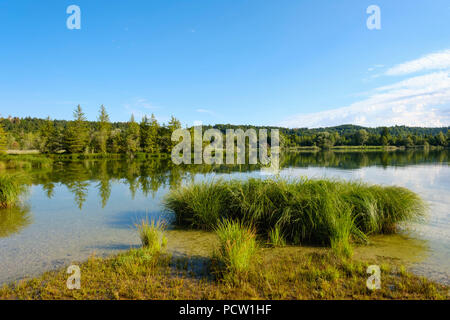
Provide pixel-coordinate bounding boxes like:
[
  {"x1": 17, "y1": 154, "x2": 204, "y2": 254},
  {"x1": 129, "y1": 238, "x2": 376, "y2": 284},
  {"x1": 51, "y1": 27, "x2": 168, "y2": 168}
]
[{"x1": 0, "y1": 150, "x2": 449, "y2": 285}]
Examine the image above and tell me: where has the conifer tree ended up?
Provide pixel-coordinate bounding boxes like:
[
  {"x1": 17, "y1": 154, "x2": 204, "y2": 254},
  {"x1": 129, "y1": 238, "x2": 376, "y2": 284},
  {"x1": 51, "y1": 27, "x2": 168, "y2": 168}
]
[
  {"x1": 140, "y1": 115, "x2": 150, "y2": 152},
  {"x1": 167, "y1": 115, "x2": 181, "y2": 153},
  {"x1": 40, "y1": 117, "x2": 61, "y2": 153},
  {"x1": 148, "y1": 113, "x2": 160, "y2": 153},
  {"x1": 64, "y1": 105, "x2": 88, "y2": 153},
  {"x1": 123, "y1": 114, "x2": 140, "y2": 154},
  {"x1": 97, "y1": 105, "x2": 111, "y2": 153}
]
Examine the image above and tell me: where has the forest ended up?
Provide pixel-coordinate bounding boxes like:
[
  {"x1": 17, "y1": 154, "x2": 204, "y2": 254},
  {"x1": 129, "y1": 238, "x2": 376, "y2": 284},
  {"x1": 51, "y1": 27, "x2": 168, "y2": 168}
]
[{"x1": 0, "y1": 105, "x2": 449, "y2": 154}]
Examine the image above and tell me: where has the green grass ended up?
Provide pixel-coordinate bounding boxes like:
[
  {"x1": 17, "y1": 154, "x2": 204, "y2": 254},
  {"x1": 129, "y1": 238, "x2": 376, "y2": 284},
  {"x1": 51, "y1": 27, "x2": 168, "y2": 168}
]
[
  {"x1": 0, "y1": 245, "x2": 447, "y2": 300},
  {"x1": 0, "y1": 154, "x2": 53, "y2": 170},
  {"x1": 164, "y1": 178, "x2": 426, "y2": 255},
  {"x1": 268, "y1": 226, "x2": 286, "y2": 247},
  {"x1": 0, "y1": 174, "x2": 29, "y2": 208},
  {"x1": 135, "y1": 218, "x2": 168, "y2": 255},
  {"x1": 0, "y1": 217, "x2": 446, "y2": 300},
  {"x1": 212, "y1": 220, "x2": 258, "y2": 283}
]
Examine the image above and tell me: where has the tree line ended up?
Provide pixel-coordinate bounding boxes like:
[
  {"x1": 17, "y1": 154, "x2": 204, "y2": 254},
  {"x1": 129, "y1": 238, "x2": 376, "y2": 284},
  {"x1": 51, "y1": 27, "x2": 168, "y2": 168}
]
[
  {"x1": 0, "y1": 105, "x2": 182, "y2": 155},
  {"x1": 280, "y1": 126, "x2": 449, "y2": 149},
  {"x1": 0, "y1": 107, "x2": 449, "y2": 154},
  {"x1": 212, "y1": 124, "x2": 449, "y2": 149}
]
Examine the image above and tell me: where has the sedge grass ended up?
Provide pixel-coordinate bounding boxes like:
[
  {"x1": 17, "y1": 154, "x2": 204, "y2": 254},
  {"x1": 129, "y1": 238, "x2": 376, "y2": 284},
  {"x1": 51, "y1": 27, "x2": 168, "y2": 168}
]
[
  {"x1": 0, "y1": 174, "x2": 29, "y2": 208},
  {"x1": 135, "y1": 218, "x2": 168, "y2": 255},
  {"x1": 212, "y1": 219, "x2": 258, "y2": 282},
  {"x1": 268, "y1": 225, "x2": 286, "y2": 247},
  {"x1": 164, "y1": 178, "x2": 426, "y2": 254}
]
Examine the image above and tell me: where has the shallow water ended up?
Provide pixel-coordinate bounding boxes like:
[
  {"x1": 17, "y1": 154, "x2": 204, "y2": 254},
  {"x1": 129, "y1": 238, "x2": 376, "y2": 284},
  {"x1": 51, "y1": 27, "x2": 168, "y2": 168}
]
[{"x1": 0, "y1": 150, "x2": 448, "y2": 285}]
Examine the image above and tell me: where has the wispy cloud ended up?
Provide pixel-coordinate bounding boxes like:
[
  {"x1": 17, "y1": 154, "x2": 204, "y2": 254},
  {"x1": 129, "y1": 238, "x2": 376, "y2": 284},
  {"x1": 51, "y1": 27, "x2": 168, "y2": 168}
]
[
  {"x1": 124, "y1": 98, "x2": 161, "y2": 120},
  {"x1": 279, "y1": 67, "x2": 450, "y2": 128},
  {"x1": 385, "y1": 49, "x2": 450, "y2": 76},
  {"x1": 367, "y1": 64, "x2": 384, "y2": 72},
  {"x1": 196, "y1": 108, "x2": 215, "y2": 115}
]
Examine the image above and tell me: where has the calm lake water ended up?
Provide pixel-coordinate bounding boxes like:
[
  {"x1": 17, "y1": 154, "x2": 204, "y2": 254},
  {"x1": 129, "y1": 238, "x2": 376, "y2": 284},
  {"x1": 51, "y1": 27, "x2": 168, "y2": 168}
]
[{"x1": 0, "y1": 150, "x2": 449, "y2": 285}]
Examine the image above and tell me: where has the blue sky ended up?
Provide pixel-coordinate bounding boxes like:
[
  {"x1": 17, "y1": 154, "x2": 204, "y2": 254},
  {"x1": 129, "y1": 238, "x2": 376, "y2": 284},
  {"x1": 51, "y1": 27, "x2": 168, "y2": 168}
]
[{"x1": 0, "y1": 0, "x2": 449, "y2": 127}]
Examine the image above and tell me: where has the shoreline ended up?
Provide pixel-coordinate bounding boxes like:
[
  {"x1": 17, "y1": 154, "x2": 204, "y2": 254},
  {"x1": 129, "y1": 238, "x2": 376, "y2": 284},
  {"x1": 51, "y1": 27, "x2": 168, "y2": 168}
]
[
  {"x1": 0, "y1": 241, "x2": 448, "y2": 300},
  {"x1": 4, "y1": 145, "x2": 448, "y2": 156}
]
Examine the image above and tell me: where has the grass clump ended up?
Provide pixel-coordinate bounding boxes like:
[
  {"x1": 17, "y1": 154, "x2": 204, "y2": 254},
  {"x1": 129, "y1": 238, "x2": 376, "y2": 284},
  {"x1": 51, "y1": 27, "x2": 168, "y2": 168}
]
[
  {"x1": 0, "y1": 174, "x2": 29, "y2": 208},
  {"x1": 164, "y1": 178, "x2": 426, "y2": 255},
  {"x1": 135, "y1": 218, "x2": 168, "y2": 255},
  {"x1": 268, "y1": 226, "x2": 286, "y2": 247},
  {"x1": 212, "y1": 219, "x2": 258, "y2": 283}
]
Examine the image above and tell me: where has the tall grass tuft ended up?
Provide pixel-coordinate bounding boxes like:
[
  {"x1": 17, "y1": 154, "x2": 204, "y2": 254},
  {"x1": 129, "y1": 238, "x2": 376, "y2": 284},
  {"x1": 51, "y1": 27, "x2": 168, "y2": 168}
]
[
  {"x1": 135, "y1": 218, "x2": 168, "y2": 255},
  {"x1": 0, "y1": 174, "x2": 29, "y2": 208},
  {"x1": 164, "y1": 178, "x2": 426, "y2": 255},
  {"x1": 212, "y1": 219, "x2": 258, "y2": 282},
  {"x1": 268, "y1": 225, "x2": 286, "y2": 247}
]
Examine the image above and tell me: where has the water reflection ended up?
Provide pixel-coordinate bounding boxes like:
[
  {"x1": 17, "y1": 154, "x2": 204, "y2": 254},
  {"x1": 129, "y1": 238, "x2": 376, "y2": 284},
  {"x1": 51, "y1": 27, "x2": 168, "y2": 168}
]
[
  {"x1": 0, "y1": 206, "x2": 32, "y2": 238},
  {"x1": 2, "y1": 150, "x2": 448, "y2": 211}
]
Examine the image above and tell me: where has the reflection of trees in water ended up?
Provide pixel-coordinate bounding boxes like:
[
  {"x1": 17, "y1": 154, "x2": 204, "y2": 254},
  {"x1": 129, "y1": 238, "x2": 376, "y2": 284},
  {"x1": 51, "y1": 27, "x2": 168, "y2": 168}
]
[
  {"x1": 11, "y1": 149, "x2": 448, "y2": 210},
  {"x1": 0, "y1": 205, "x2": 32, "y2": 238},
  {"x1": 96, "y1": 161, "x2": 111, "y2": 208},
  {"x1": 67, "y1": 181, "x2": 89, "y2": 210},
  {"x1": 280, "y1": 149, "x2": 448, "y2": 169},
  {"x1": 42, "y1": 182, "x2": 55, "y2": 198}
]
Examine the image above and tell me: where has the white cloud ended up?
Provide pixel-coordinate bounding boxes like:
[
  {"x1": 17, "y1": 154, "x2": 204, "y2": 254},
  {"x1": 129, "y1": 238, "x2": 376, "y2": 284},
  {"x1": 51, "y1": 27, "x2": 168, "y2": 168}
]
[
  {"x1": 279, "y1": 71, "x2": 450, "y2": 128},
  {"x1": 385, "y1": 49, "x2": 450, "y2": 76},
  {"x1": 280, "y1": 50, "x2": 450, "y2": 128}
]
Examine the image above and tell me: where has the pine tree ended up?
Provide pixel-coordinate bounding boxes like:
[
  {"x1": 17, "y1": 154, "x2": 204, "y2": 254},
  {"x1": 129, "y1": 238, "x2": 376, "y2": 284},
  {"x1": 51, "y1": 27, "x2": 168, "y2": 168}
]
[
  {"x1": 97, "y1": 105, "x2": 111, "y2": 153},
  {"x1": 167, "y1": 115, "x2": 181, "y2": 151},
  {"x1": 148, "y1": 114, "x2": 160, "y2": 153},
  {"x1": 140, "y1": 116, "x2": 150, "y2": 152},
  {"x1": 39, "y1": 117, "x2": 61, "y2": 153},
  {"x1": 123, "y1": 114, "x2": 140, "y2": 154},
  {"x1": 64, "y1": 105, "x2": 88, "y2": 153}
]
